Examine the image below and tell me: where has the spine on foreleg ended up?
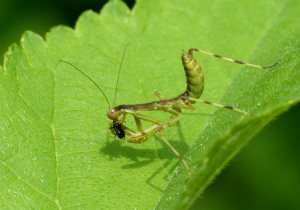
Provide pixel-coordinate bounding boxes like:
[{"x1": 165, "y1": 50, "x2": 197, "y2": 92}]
[{"x1": 181, "y1": 49, "x2": 204, "y2": 103}]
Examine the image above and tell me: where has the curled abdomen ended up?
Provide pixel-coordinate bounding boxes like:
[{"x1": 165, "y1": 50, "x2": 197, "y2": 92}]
[{"x1": 182, "y1": 49, "x2": 204, "y2": 103}]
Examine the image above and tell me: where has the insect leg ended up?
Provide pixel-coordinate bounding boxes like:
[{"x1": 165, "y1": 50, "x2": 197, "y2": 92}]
[
  {"x1": 117, "y1": 123, "x2": 153, "y2": 143},
  {"x1": 159, "y1": 109, "x2": 182, "y2": 131},
  {"x1": 121, "y1": 124, "x2": 136, "y2": 136},
  {"x1": 156, "y1": 131, "x2": 191, "y2": 182},
  {"x1": 130, "y1": 110, "x2": 190, "y2": 181},
  {"x1": 127, "y1": 114, "x2": 162, "y2": 143},
  {"x1": 134, "y1": 116, "x2": 142, "y2": 132},
  {"x1": 189, "y1": 98, "x2": 252, "y2": 115},
  {"x1": 190, "y1": 48, "x2": 280, "y2": 69},
  {"x1": 157, "y1": 109, "x2": 190, "y2": 181},
  {"x1": 154, "y1": 91, "x2": 167, "y2": 100},
  {"x1": 127, "y1": 125, "x2": 160, "y2": 143},
  {"x1": 133, "y1": 113, "x2": 162, "y2": 125}
]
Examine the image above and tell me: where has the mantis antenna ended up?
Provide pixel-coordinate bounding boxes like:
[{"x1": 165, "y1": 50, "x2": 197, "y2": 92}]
[
  {"x1": 59, "y1": 60, "x2": 111, "y2": 110},
  {"x1": 114, "y1": 43, "x2": 132, "y2": 107}
]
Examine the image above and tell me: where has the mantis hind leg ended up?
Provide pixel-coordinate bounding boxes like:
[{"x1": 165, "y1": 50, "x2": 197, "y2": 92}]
[
  {"x1": 189, "y1": 97, "x2": 252, "y2": 115},
  {"x1": 191, "y1": 48, "x2": 280, "y2": 69}
]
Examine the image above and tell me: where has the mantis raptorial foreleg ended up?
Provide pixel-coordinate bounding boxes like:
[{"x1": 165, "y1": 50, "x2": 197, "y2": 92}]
[
  {"x1": 134, "y1": 116, "x2": 142, "y2": 132},
  {"x1": 133, "y1": 114, "x2": 162, "y2": 125},
  {"x1": 122, "y1": 126, "x2": 135, "y2": 136},
  {"x1": 126, "y1": 114, "x2": 162, "y2": 143},
  {"x1": 126, "y1": 125, "x2": 159, "y2": 143},
  {"x1": 128, "y1": 108, "x2": 182, "y2": 141},
  {"x1": 125, "y1": 107, "x2": 190, "y2": 181}
]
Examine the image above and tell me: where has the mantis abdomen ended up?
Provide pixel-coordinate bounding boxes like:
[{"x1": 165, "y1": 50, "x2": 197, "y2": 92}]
[{"x1": 182, "y1": 49, "x2": 204, "y2": 103}]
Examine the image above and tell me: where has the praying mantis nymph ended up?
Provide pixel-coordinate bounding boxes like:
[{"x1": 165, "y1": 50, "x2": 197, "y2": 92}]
[{"x1": 60, "y1": 46, "x2": 280, "y2": 182}]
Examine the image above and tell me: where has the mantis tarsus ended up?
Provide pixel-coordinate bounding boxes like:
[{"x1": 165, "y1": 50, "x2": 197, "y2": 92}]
[{"x1": 61, "y1": 46, "x2": 280, "y2": 182}]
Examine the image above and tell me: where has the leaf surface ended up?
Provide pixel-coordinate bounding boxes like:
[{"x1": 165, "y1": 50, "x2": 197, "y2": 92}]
[{"x1": 1, "y1": 0, "x2": 299, "y2": 209}]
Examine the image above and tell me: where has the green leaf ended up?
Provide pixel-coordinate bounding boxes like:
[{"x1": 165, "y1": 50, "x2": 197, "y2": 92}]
[{"x1": 1, "y1": 0, "x2": 299, "y2": 209}]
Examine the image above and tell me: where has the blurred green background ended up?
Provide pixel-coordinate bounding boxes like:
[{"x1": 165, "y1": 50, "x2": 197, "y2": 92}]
[{"x1": 1, "y1": 0, "x2": 299, "y2": 209}]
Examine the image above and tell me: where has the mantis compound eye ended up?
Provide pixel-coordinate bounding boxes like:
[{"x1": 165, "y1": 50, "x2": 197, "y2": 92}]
[{"x1": 107, "y1": 107, "x2": 122, "y2": 121}]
